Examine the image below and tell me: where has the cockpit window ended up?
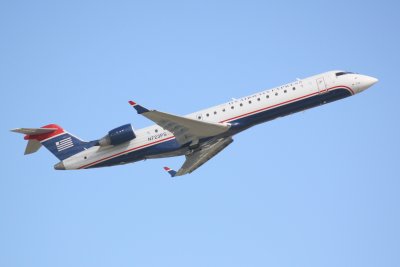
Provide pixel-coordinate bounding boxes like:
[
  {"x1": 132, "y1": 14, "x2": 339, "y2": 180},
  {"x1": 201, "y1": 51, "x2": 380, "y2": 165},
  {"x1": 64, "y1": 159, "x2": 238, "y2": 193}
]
[{"x1": 336, "y1": 71, "x2": 354, "y2": 77}]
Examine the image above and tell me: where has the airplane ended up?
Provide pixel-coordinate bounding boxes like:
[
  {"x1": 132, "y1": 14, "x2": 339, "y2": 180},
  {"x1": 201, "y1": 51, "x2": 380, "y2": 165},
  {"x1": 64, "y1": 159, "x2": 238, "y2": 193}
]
[{"x1": 11, "y1": 70, "x2": 378, "y2": 177}]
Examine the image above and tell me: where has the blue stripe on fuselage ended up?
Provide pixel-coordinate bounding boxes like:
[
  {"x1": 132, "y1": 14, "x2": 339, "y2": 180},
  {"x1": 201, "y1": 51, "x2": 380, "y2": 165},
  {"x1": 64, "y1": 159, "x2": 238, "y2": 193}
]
[
  {"x1": 227, "y1": 87, "x2": 352, "y2": 133},
  {"x1": 88, "y1": 138, "x2": 182, "y2": 168},
  {"x1": 87, "y1": 88, "x2": 352, "y2": 168}
]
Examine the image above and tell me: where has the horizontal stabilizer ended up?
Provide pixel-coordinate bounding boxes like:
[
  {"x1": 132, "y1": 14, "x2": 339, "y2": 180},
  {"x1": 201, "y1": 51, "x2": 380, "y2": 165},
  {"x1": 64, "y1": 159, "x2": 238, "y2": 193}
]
[
  {"x1": 11, "y1": 127, "x2": 58, "y2": 135},
  {"x1": 11, "y1": 127, "x2": 59, "y2": 155},
  {"x1": 25, "y1": 140, "x2": 42, "y2": 155}
]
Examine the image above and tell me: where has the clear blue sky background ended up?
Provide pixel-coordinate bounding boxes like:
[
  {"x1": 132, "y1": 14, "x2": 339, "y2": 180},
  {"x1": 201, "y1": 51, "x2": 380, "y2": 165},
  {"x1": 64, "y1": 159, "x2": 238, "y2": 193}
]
[{"x1": 1, "y1": 1, "x2": 399, "y2": 266}]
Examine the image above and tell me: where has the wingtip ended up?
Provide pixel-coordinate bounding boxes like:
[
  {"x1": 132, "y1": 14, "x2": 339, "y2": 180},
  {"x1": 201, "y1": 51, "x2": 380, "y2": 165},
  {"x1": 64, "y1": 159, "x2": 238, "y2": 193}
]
[
  {"x1": 163, "y1": 166, "x2": 177, "y2": 177},
  {"x1": 129, "y1": 100, "x2": 149, "y2": 114}
]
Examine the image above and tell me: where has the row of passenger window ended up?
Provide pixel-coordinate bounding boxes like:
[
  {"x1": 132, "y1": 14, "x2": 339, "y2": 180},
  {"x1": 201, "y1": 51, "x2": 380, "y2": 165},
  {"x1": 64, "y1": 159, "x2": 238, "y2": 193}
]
[{"x1": 199, "y1": 86, "x2": 297, "y2": 119}]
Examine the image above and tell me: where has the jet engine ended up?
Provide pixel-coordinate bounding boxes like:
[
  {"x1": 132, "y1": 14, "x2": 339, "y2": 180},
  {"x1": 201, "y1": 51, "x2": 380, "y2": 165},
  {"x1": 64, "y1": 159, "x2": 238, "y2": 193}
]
[{"x1": 98, "y1": 124, "x2": 136, "y2": 146}]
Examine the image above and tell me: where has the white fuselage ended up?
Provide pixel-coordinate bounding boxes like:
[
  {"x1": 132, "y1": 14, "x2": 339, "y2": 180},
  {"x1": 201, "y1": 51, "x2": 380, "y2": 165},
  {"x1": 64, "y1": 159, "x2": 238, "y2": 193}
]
[{"x1": 62, "y1": 70, "x2": 377, "y2": 170}]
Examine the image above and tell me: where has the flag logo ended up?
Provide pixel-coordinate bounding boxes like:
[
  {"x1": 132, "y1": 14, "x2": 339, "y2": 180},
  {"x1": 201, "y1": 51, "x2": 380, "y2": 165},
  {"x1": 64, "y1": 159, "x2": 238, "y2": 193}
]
[{"x1": 56, "y1": 137, "x2": 73, "y2": 152}]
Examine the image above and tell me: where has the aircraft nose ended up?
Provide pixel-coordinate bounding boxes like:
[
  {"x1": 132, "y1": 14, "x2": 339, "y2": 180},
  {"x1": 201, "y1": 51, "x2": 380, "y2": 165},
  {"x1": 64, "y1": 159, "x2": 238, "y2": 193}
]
[
  {"x1": 54, "y1": 161, "x2": 65, "y2": 170},
  {"x1": 358, "y1": 75, "x2": 378, "y2": 92},
  {"x1": 364, "y1": 76, "x2": 378, "y2": 86}
]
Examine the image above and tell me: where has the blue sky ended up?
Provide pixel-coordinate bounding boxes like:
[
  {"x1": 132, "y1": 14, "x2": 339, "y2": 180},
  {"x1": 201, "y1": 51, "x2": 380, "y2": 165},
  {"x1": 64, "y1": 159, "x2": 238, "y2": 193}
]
[{"x1": 1, "y1": 1, "x2": 399, "y2": 266}]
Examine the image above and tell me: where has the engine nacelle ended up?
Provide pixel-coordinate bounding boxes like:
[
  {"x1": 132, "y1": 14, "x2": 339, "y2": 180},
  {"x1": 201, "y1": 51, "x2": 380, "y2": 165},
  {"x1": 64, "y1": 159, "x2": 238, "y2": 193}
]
[{"x1": 98, "y1": 124, "x2": 136, "y2": 146}]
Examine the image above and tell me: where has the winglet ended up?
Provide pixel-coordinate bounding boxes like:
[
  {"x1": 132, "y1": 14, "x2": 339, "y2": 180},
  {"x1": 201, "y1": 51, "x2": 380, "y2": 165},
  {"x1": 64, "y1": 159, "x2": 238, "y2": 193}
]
[
  {"x1": 163, "y1": 166, "x2": 177, "y2": 177},
  {"x1": 128, "y1": 100, "x2": 149, "y2": 114}
]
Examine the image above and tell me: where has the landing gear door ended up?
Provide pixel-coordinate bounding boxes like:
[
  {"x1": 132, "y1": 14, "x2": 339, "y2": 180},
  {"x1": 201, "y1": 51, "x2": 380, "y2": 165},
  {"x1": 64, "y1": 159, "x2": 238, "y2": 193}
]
[{"x1": 317, "y1": 77, "x2": 327, "y2": 94}]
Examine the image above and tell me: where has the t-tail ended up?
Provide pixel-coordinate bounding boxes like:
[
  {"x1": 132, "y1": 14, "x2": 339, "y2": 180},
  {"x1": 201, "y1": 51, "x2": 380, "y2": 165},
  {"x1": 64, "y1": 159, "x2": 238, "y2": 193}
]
[{"x1": 11, "y1": 124, "x2": 94, "y2": 163}]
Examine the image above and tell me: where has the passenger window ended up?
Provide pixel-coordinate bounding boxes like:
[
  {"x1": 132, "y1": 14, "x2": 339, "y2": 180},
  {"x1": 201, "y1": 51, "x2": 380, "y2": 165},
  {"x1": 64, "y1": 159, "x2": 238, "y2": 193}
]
[
  {"x1": 266, "y1": 95, "x2": 269, "y2": 98},
  {"x1": 284, "y1": 90, "x2": 287, "y2": 93},
  {"x1": 248, "y1": 100, "x2": 252, "y2": 104},
  {"x1": 231, "y1": 106, "x2": 234, "y2": 109},
  {"x1": 240, "y1": 103, "x2": 243, "y2": 107},
  {"x1": 214, "y1": 111, "x2": 217, "y2": 115},
  {"x1": 257, "y1": 98, "x2": 260, "y2": 101},
  {"x1": 275, "y1": 92, "x2": 278, "y2": 96},
  {"x1": 293, "y1": 87, "x2": 296, "y2": 90},
  {"x1": 206, "y1": 113, "x2": 209, "y2": 117}
]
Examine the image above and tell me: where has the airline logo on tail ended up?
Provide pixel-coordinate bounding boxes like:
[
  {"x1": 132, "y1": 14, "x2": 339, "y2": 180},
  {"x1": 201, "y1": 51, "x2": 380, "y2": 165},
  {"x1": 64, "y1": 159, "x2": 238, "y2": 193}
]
[{"x1": 56, "y1": 137, "x2": 73, "y2": 152}]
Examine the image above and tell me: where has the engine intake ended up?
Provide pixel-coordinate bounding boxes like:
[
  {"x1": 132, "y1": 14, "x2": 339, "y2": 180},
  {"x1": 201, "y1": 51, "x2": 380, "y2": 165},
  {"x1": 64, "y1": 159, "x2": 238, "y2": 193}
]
[{"x1": 99, "y1": 124, "x2": 136, "y2": 146}]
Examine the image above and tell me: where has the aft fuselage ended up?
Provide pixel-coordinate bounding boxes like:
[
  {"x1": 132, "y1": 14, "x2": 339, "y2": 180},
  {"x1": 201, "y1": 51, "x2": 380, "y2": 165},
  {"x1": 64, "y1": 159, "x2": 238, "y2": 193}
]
[{"x1": 61, "y1": 70, "x2": 377, "y2": 170}]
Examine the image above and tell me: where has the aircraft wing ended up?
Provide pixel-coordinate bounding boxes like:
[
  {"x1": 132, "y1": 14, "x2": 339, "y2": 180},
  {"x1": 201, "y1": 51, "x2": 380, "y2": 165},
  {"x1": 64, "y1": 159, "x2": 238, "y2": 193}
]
[
  {"x1": 129, "y1": 101, "x2": 230, "y2": 145},
  {"x1": 164, "y1": 137, "x2": 233, "y2": 177}
]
